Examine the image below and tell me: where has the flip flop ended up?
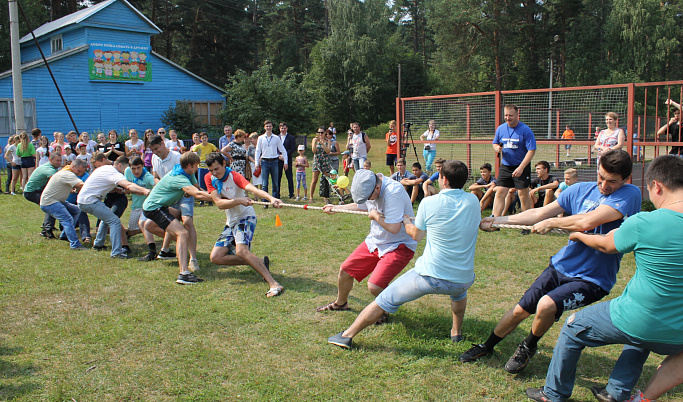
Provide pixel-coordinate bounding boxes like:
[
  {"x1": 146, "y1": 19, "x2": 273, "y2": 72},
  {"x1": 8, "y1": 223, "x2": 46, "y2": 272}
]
[
  {"x1": 266, "y1": 287, "x2": 284, "y2": 298},
  {"x1": 316, "y1": 301, "x2": 350, "y2": 312}
]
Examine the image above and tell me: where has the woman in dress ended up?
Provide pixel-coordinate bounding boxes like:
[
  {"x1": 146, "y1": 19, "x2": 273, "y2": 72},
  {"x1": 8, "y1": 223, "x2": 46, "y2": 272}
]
[
  {"x1": 309, "y1": 127, "x2": 331, "y2": 202},
  {"x1": 593, "y1": 112, "x2": 626, "y2": 166},
  {"x1": 35, "y1": 135, "x2": 52, "y2": 167},
  {"x1": 142, "y1": 129, "x2": 154, "y2": 172},
  {"x1": 221, "y1": 129, "x2": 248, "y2": 176}
]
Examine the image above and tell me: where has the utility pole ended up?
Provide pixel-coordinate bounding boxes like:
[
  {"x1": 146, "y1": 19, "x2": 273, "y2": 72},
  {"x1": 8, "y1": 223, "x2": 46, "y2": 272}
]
[
  {"x1": 398, "y1": 63, "x2": 402, "y2": 99},
  {"x1": 9, "y1": 0, "x2": 25, "y2": 135}
]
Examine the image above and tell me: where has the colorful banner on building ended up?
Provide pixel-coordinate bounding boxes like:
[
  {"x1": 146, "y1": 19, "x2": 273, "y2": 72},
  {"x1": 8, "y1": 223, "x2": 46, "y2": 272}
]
[{"x1": 88, "y1": 42, "x2": 151, "y2": 82}]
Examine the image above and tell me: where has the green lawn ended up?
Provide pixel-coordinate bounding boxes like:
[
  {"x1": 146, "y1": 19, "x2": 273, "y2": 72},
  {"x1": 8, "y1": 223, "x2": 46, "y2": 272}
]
[{"x1": 0, "y1": 147, "x2": 679, "y2": 401}]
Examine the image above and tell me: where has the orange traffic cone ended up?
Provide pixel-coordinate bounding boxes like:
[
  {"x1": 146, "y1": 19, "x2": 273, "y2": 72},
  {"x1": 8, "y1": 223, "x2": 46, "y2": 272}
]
[{"x1": 275, "y1": 214, "x2": 282, "y2": 227}]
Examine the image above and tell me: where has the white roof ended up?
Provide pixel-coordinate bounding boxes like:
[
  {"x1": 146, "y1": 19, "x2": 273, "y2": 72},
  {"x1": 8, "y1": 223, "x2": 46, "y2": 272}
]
[{"x1": 20, "y1": 0, "x2": 161, "y2": 44}]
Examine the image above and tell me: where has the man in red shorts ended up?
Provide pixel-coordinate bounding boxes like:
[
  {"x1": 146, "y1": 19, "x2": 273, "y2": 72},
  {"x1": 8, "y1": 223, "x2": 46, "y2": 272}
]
[{"x1": 317, "y1": 169, "x2": 418, "y2": 324}]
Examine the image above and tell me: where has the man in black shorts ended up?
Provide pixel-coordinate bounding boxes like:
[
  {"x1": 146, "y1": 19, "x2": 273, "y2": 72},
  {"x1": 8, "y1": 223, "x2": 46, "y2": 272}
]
[
  {"x1": 491, "y1": 104, "x2": 536, "y2": 216},
  {"x1": 460, "y1": 150, "x2": 642, "y2": 375}
]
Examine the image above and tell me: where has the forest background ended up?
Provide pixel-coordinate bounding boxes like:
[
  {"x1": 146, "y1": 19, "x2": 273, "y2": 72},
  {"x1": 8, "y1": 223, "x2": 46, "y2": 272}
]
[{"x1": 1, "y1": 0, "x2": 682, "y2": 134}]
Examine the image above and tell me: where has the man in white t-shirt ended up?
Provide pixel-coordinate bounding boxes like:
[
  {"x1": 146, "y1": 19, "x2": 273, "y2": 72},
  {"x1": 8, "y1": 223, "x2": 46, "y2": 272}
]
[
  {"x1": 317, "y1": 169, "x2": 417, "y2": 325},
  {"x1": 205, "y1": 152, "x2": 285, "y2": 297},
  {"x1": 77, "y1": 156, "x2": 151, "y2": 258},
  {"x1": 40, "y1": 159, "x2": 88, "y2": 250},
  {"x1": 346, "y1": 122, "x2": 371, "y2": 171}
]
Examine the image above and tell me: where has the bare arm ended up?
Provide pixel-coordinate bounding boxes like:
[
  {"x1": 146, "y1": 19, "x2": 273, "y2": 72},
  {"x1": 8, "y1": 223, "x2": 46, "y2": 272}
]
[
  {"x1": 531, "y1": 203, "x2": 624, "y2": 234},
  {"x1": 117, "y1": 179, "x2": 150, "y2": 196},
  {"x1": 368, "y1": 209, "x2": 399, "y2": 234},
  {"x1": 611, "y1": 129, "x2": 625, "y2": 151},
  {"x1": 532, "y1": 180, "x2": 560, "y2": 193},
  {"x1": 569, "y1": 230, "x2": 618, "y2": 254},
  {"x1": 209, "y1": 189, "x2": 253, "y2": 210},
  {"x1": 403, "y1": 215, "x2": 425, "y2": 241},
  {"x1": 657, "y1": 118, "x2": 677, "y2": 137},
  {"x1": 513, "y1": 150, "x2": 535, "y2": 176},
  {"x1": 181, "y1": 185, "x2": 213, "y2": 202},
  {"x1": 364, "y1": 136, "x2": 371, "y2": 152},
  {"x1": 245, "y1": 183, "x2": 282, "y2": 207}
]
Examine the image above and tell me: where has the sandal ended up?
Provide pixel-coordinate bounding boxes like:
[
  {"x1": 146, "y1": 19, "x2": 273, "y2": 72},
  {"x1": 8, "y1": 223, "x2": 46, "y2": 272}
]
[
  {"x1": 374, "y1": 312, "x2": 389, "y2": 325},
  {"x1": 316, "y1": 301, "x2": 350, "y2": 312},
  {"x1": 83, "y1": 237, "x2": 92, "y2": 243},
  {"x1": 266, "y1": 286, "x2": 284, "y2": 298}
]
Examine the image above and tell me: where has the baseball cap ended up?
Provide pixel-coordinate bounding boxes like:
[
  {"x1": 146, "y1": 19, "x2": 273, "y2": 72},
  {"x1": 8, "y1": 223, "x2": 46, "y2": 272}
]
[
  {"x1": 297, "y1": 144, "x2": 305, "y2": 151},
  {"x1": 77, "y1": 142, "x2": 87, "y2": 148},
  {"x1": 351, "y1": 169, "x2": 377, "y2": 204}
]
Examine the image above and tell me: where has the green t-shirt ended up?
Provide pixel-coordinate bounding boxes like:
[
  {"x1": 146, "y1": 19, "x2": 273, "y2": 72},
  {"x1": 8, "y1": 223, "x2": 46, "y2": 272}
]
[
  {"x1": 24, "y1": 163, "x2": 58, "y2": 193},
  {"x1": 16, "y1": 142, "x2": 36, "y2": 157},
  {"x1": 611, "y1": 209, "x2": 683, "y2": 343},
  {"x1": 143, "y1": 172, "x2": 197, "y2": 211},
  {"x1": 124, "y1": 167, "x2": 156, "y2": 210}
]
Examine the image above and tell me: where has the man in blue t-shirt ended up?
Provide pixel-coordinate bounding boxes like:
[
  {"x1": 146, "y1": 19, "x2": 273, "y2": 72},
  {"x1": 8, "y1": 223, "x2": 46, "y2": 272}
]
[
  {"x1": 460, "y1": 150, "x2": 641, "y2": 375},
  {"x1": 526, "y1": 154, "x2": 683, "y2": 402},
  {"x1": 422, "y1": 158, "x2": 446, "y2": 197},
  {"x1": 492, "y1": 104, "x2": 537, "y2": 216}
]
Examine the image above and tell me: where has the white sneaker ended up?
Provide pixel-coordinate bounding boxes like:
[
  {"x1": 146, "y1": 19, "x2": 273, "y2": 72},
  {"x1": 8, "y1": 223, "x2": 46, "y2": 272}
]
[
  {"x1": 303, "y1": 197, "x2": 308, "y2": 201},
  {"x1": 189, "y1": 259, "x2": 200, "y2": 272},
  {"x1": 295, "y1": 197, "x2": 300, "y2": 201}
]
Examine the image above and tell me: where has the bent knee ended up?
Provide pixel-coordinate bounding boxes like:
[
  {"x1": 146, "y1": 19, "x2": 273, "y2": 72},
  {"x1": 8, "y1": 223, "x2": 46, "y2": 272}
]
[
  {"x1": 367, "y1": 282, "x2": 384, "y2": 296},
  {"x1": 537, "y1": 296, "x2": 558, "y2": 315}
]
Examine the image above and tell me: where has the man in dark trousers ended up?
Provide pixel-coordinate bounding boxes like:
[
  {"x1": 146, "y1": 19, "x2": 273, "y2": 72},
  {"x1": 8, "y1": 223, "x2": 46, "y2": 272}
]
[{"x1": 278, "y1": 122, "x2": 297, "y2": 199}]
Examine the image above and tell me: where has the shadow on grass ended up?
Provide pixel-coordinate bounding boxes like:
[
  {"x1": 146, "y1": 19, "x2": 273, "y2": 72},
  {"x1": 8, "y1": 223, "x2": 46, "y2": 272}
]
[{"x1": 0, "y1": 345, "x2": 41, "y2": 399}]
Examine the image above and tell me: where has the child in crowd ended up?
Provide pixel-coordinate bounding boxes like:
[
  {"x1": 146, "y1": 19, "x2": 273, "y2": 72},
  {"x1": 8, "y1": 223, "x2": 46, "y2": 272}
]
[
  {"x1": 191, "y1": 132, "x2": 218, "y2": 205},
  {"x1": 468, "y1": 163, "x2": 497, "y2": 211},
  {"x1": 295, "y1": 144, "x2": 308, "y2": 201},
  {"x1": 341, "y1": 150, "x2": 353, "y2": 175},
  {"x1": 35, "y1": 136, "x2": 52, "y2": 166},
  {"x1": 422, "y1": 158, "x2": 446, "y2": 197},
  {"x1": 5, "y1": 134, "x2": 21, "y2": 194},
  {"x1": 363, "y1": 160, "x2": 371, "y2": 170},
  {"x1": 76, "y1": 142, "x2": 93, "y2": 172},
  {"x1": 165, "y1": 129, "x2": 184, "y2": 153},
  {"x1": 556, "y1": 167, "x2": 578, "y2": 196},
  {"x1": 329, "y1": 169, "x2": 347, "y2": 200},
  {"x1": 62, "y1": 144, "x2": 76, "y2": 166}
]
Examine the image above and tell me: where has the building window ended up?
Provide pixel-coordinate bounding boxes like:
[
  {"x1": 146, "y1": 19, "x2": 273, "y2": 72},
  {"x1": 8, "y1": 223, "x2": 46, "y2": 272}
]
[
  {"x1": 51, "y1": 35, "x2": 63, "y2": 53},
  {"x1": 180, "y1": 101, "x2": 224, "y2": 127},
  {"x1": 0, "y1": 99, "x2": 37, "y2": 135}
]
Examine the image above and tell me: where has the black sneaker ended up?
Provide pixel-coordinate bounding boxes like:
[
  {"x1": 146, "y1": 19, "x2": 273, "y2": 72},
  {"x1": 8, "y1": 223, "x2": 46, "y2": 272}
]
[
  {"x1": 138, "y1": 251, "x2": 158, "y2": 262},
  {"x1": 591, "y1": 385, "x2": 617, "y2": 402},
  {"x1": 93, "y1": 245, "x2": 108, "y2": 251},
  {"x1": 176, "y1": 273, "x2": 204, "y2": 285},
  {"x1": 112, "y1": 253, "x2": 132, "y2": 259},
  {"x1": 327, "y1": 331, "x2": 353, "y2": 349},
  {"x1": 122, "y1": 245, "x2": 132, "y2": 255},
  {"x1": 459, "y1": 343, "x2": 491, "y2": 363},
  {"x1": 45, "y1": 231, "x2": 56, "y2": 239},
  {"x1": 525, "y1": 387, "x2": 551, "y2": 402},
  {"x1": 505, "y1": 341, "x2": 537, "y2": 374},
  {"x1": 157, "y1": 250, "x2": 176, "y2": 260}
]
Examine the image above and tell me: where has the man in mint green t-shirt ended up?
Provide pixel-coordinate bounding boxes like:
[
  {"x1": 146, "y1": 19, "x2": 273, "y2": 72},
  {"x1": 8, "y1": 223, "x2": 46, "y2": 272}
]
[
  {"x1": 142, "y1": 152, "x2": 213, "y2": 285},
  {"x1": 526, "y1": 154, "x2": 683, "y2": 402}
]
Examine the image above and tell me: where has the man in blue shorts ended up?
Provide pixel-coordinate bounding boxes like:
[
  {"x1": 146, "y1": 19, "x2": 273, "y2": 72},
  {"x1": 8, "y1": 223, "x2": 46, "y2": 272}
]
[
  {"x1": 526, "y1": 154, "x2": 683, "y2": 402},
  {"x1": 204, "y1": 152, "x2": 285, "y2": 297},
  {"x1": 327, "y1": 160, "x2": 480, "y2": 349},
  {"x1": 460, "y1": 150, "x2": 641, "y2": 375},
  {"x1": 492, "y1": 104, "x2": 536, "y2": 216}
]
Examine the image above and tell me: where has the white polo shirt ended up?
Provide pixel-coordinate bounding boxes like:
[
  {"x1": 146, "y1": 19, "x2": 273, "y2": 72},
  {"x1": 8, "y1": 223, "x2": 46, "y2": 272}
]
[{"x1": 152, "y1": 150, "x2": 181, "y2": 179}]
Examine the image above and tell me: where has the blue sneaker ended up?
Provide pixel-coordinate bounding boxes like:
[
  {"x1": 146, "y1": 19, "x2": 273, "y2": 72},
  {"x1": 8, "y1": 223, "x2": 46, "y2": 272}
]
[{"x1": 327, "y1": 331, "x2": 352, "y2": 349}]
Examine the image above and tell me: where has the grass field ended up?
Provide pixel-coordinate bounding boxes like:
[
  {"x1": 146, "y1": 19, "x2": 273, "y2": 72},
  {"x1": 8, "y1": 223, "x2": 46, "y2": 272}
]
[{"x1": 0, "y1": 146, "x2": 680, "y2": 401}]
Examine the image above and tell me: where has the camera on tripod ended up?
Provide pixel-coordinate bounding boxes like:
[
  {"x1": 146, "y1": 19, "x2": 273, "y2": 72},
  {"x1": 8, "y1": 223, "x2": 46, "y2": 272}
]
[{"x1": 402, "y1": 122, "x2": 412, "y2": 129}]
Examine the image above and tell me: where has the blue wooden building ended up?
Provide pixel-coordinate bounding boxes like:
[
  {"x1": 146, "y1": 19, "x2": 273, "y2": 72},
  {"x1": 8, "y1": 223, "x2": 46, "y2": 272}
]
[{"x1": 0, "y1": 0, "x2": 225, "y2": 139}]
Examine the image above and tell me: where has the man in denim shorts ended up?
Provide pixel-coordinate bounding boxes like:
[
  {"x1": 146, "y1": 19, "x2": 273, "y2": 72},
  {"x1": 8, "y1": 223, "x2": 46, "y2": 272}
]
[
  {"x1": 460, "y1": 150, "x2": 641, "y2": 375},
  {"x1": 327, "y1": 160, "x2": 480, "y2": 349},
  {"x1": 204, "y1": 152, "x2": 285, "y2": 298},
  {"x1": 317, "y1": 169, "x2": 417, "y2": 325}
]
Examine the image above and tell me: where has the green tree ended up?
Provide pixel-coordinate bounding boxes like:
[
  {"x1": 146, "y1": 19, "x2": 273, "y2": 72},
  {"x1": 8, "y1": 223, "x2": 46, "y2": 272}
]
[
  {"x1": 605, "y1": 0, "x2": 681, "y2": 83},
  {"x1": 305, "y1": 0, "x2": 425, "y2": 126},
  {"x1": 218, "y1": 63, "x2": 313, "y2": 134}
]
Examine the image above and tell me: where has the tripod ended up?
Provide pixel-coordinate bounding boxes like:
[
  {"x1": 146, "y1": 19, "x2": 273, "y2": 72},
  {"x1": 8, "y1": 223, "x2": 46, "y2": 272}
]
[{"x1": 401, "y1": 123, "x2": 420, "y2": 163}]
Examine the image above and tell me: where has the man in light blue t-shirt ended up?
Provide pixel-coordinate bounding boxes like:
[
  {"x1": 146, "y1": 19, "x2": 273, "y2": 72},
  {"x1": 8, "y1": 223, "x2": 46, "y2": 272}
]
[
  {"x1": 460, "y1": 150, "x2": 641, "y2": 376},
  {"x1": 526, "y1": 154, "x2": 683, "y2": 402},
  {"x1": 328, "y1": 160, "x2": 480, "y2": 349}
]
